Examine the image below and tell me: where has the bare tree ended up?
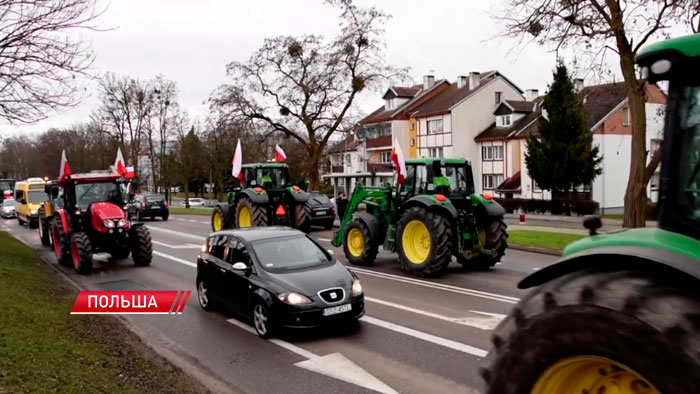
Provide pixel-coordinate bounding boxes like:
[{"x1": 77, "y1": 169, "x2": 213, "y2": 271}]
[
  {"x1": 97, "y1": 73, "x2": 154, "y2": 182},
  {"x1": 149, "y1": 75, "x2": 178, "y2": 193},
  {"x1": 0, "y1": 0, "x2": 103, "y2": 123},
  {"x1": 210, "y1": 0, "x2": 407, "y2": 190},
  {"x1": 494, "y1": 0, "x2": 697, "y2": 227}
]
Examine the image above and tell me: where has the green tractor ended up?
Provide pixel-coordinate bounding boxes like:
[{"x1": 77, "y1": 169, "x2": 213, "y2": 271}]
[
  {"x1": 482, "y1": 34, "x2": 700, "y2": 394},
  {"x1": 331, "y1": 157, "x2": 508, "y2": 277},
  {"x1": 211, "y1": 163, "x2": 311, "y2": 232}
]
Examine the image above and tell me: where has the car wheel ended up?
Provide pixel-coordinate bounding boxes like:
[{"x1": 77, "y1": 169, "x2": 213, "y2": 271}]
[
  {"x1": 136, "y1": 210, "x2": 143, "y2": 222},
  {"x1": 252, "y1": 299, "x2": 274, "y2": 338},
  {"x1": 197, "y1": 279, "x2": 213, "y2": 310},
  {"x1": 162, "y1": 214, "x2": 169, "y2": 221}
]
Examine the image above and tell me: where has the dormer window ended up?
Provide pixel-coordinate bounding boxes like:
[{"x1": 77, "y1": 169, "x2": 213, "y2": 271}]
[{"x1": 499, "y1": 115, "x2": 511, "y2": 127}]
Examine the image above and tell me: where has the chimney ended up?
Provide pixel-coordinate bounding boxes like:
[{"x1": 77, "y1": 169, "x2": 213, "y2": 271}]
[
  {"x1": 457, "y1": 75, "x2": 468, "y2": 89},
  {"x1": 574, "y1": 78, "x2": 584, "y2": 92},
  {"x1": 423, "y1": 75, "x2": 435, "y2": 90},
  {"x1": 525, "y1": 89, "x2": 539, "y2": 102},
  {"x1": 468, "y1": 72, "x2": 481, "y2": 90}
]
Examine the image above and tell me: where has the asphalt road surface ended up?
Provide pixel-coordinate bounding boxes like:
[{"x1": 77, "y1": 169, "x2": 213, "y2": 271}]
[{"x1": 2, "y1": 215, "x2": 558, "y2": 394}]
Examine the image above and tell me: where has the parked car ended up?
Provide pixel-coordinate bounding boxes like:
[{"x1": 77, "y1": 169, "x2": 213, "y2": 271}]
[
  {"x1": 1, "y1": 199, "x2": 16, "y2": 218},
  {"x1": 308, "y1": 192, "x2": 335, "y2": 230},
  {"x1": 127, "y1": 194, "x2": 169, "y2": 221},
  {"x1": 14, "y1": 178, "x2": 47, "y2": 228},
  {"x1": 187, "y1": 198, "x2": 206, "y2": 207},
  {"x1": 196, "y1": 227, "x2": 364, "y2": 338}
]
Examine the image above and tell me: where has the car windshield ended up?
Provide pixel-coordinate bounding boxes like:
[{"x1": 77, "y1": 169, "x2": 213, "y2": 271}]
[
  {"x1": 75, "y1": 182, "x2": 120, "y2": 209},
  {"x1": 27, "y1": 190, "x2": 48, "y2": 204},
  {"x1": 251, "y1": 235, "x2": 330, "y2": 271},
  {"x1": 146, "y1": 195, "x2": 164, "y2": 202},
  {"x1": 3, "y1": 199, "x2": 14, "y2": 207},
  {"x1": 0, "y1": 181, "x2": 13, "y2": 191},
  {"x1": 677, "y1": 81, "x2": 700, "y2": 222}
]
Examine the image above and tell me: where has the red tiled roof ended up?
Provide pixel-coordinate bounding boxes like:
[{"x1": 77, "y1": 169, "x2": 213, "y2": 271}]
[
  {"x1": 506, "y1": 100, "x2": 537, "y2": 113},
  {"x1": 496, "y1": 171, "x2": 521, "y2": 192},
  {"x1": 409, "y1": 72, "x2": 499, "y2": 118},
  {"x1": 328, "y1": 134, "x2": 362, "y2": 154},
  {"x1": 579, "y1": 82, "x2": 628, "y2": 128},
  {"x1": 394, "y1": 85, "x2": 421, "y2": 97}
]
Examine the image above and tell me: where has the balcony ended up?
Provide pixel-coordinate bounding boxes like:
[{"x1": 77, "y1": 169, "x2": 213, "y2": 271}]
[
  {"x1": 367, "y1": 162, "x2": 393, "y2": 173},
  {"x1": 366, "y1": 135, "x2": 392, "y2": 149}
]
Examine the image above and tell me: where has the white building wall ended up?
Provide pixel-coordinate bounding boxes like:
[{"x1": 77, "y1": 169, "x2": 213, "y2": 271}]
[
  {"x1": 519, "y1": 139, "x2": 552, "y2": 200},
  {"x1": 451, "y1": 77, "x2": 524, "y2": 193},
  {"x1": 417, "y1": 114, "x2": 452, "y2": 157},
  {"x1": 592, "y1": 134, "x2": 631, "y2": 211}
]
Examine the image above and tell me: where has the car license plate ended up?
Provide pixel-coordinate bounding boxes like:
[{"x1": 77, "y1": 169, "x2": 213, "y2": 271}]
[
  {"x1": 323, "y1": 303, "x2": 351, "y2": 316},
  {"x1": 314, "y1": 210, "x2": 326, "y2": 216},
  {"x1": 151, "y1": 205, "x2": 160, "y2": 209}
]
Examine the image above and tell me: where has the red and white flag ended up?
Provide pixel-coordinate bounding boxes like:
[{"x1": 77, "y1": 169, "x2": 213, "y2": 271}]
[
  {"x1": 231, "y1": 139, "x2": 243, "y2": 181},
  {"x1": 125, "y1": 166, "x2": 135, "y2": 179},
  {"x1": 275, "y1": 144, "x2": 287, "y2": 162},
  {"x1": 390, "y1": 138, "x2": 407, "y2": 184},
  {"x1": 58, "y1": 149, "x2": 71, "y2": 186},
  {"x1": 114, "y1": 147, "x2": 127, "y2": 175}
]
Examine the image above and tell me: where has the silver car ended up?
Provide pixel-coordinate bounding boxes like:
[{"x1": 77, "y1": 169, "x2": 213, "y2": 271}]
[{"x1": 1, "y1": 199, "x2": 16, "y2": 218}]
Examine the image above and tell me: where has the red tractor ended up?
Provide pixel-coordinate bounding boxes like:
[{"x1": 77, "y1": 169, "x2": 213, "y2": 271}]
[{"x1": 39, "y1": 172, "x2": 152, "y2": 274}]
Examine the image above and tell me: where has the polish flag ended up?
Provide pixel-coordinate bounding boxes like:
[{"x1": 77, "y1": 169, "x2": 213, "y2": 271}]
[
  {"x1": 390, "y1": 138, "x2": 407, "y2": 184},
  {"x1": 114, "y1": 147, "x2": 127, "y2": 175},
  {"x1": 231, "y1": 139, "x2": 243, "y2": 181},
  {"x1": 275, "y1": 144, "x2": 287, "y2": 162},
  {"x1": 58, "y1": 149, "x2": 71, "y2": 186},
  {"x1": 125, "y1": 166, "x2": 135, "y2": 179}
]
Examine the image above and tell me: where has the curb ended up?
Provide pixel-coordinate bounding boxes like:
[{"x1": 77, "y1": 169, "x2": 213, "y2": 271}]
[
  {"x1": 3, "y1": 230, "x2": 236, "y2": 394},
  {"x1": 509, "y1": 244, "x2": 563, "y2": 256}
]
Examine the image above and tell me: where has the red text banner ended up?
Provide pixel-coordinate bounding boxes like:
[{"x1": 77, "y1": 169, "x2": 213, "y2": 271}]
[{"x1": 71, "y1": 291, "x2": 191, "y2": 314}]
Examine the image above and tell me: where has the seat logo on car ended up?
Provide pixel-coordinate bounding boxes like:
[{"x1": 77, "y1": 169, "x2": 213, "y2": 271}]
[{"x1": 330, "y1": 292, "x2": 338, "y2": 300}]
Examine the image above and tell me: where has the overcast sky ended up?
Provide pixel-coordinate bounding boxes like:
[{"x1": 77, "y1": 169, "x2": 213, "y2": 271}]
[{"x1": 2, "y1": 0, "x2": 566, "y2": 137}]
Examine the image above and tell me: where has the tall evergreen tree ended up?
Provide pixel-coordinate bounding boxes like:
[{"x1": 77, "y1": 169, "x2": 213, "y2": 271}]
[{"x1": 525, "y1": 64, "x2": 602, "y2": 197}]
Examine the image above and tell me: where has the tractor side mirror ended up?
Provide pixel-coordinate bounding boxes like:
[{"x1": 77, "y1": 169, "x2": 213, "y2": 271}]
[{"x1": 583, "y1": 215, "x2": 602, "y2": 236}]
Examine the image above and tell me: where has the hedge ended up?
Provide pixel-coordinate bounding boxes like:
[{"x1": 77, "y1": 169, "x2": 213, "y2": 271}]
[{"x1": 493, "y1": 197, "x2": 600, "y2": 216}]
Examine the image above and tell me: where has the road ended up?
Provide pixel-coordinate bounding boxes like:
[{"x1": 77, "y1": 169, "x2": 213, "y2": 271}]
[{"x1": 2, "y1": 215, "x2": 558, "y2": 394}]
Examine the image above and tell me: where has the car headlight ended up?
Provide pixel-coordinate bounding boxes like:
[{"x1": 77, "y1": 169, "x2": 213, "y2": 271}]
[
  {"x1": 278, "y1": 292, "x2": 312, "y2": 305},
  {"x1": 352, "y1": 279, "x2": 363, "y2": 296},
  {"x1": 116, "y1": 219, "x2": 126, "y2": 227},
  {"x1": 103, "y1": 219, "x2": 116, "y2": 228},
  {"x1": 30, "y1": 209, "x2": 37, "y2": 215}
]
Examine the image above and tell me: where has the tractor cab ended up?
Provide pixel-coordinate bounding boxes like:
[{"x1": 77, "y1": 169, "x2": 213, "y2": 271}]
[
  {"x1": 399, "y1": 158, "x2": 476, "y2": 207},
  {"x1": 241, "y1": 164, "x2": 290, "y2": 191}
]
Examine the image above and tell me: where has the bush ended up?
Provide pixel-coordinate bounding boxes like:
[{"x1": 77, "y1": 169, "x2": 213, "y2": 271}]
[{"x1": 493, "y1": 197, "x2": 600, "y2": 216}]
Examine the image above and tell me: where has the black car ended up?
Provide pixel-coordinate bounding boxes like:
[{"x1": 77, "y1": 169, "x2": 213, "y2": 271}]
[
  {"x1": 128, "y1": 194, "x2": 169, "y2": 221},
  {"x1": 196, "y1": 227, "x2": 364, "y2": 338},
  {"x1": 308, "y1": 192, "x2": 335, "y2": 230}
]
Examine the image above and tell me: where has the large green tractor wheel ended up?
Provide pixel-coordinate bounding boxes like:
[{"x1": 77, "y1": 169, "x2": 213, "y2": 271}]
[
  {"x1": 458, "y1": 218, "x2": 508, "y2": 270},
  {"x1": 294, "y1": 201, "x2": 312, "y2": 233},
  {"x1": 342, "y1": 219, "x2": 378, "y2": 266},
  {"x1": 481, "y1": 269, "x2": 700, "y2": 394},
  {"x1": 236, "y1": 197, "x2": 268, "y2": 228},
  {"x1": 211, "y1": 205, "x2": 233, "y2": 232},
  {"x1": 396, "y1": 207, "x2": 452, "y2": 277}
]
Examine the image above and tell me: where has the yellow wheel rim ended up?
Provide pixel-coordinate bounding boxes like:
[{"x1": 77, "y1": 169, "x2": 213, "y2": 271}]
[
  {"x1": 478, "y1": 228, "x2": 486, "y2": 247},
  {"x1": 346, "y1": 228, "x2": 365, "y2": 257},
  {"x1": 238, "y1": 207, "x2": 251, "y2": 227},
  {"x1": 401, "y1": 220, "x2": 431, "y2": 265},
  {"x1": 213, "y1": 212, "x2": 222, "y2": 231},
  {"x1": 532, "y1": 356, "x2": 660, "y2": 394}
]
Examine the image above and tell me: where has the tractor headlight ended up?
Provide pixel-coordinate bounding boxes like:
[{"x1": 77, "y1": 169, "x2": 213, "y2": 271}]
[
  {"x1": 352, "y1": 279, "x2": 363, "y2": 296},
  {"x1": 30, "y1": 209, "x2": 37, "y2": 215},
  {"x1": 278, "y1": 292, "x2": 312, "y2": 305},
  {"x1": 103, "y1": 220, "x2": 116, "y2": 228},
  {"x1": 116, "y1": 219, "x2": 126, "y2": 227}
]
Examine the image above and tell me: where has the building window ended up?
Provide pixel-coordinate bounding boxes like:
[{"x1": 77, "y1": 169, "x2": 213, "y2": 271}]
[
  {"x1": 429, "y1": 147, "x2": 443, "y2": 158},
  {"x1": 533, "y1": 181, "x2": 542, "y2": 192},
  {"x1": 499, "y1": 115, "x2": 511, "y2": 127},
  {"x1": 495, "y1": 91, "x2": 502, "y2": 104},
  {"x1": 366, "y1": 123, "x2": 392, "y2": 139},
  {"x1": 379, "y1": 151, "x2": 391, "y2": 163},
  {"x1": 650, "y1": 172, "x2": 660, "y2": 190},
  {"x1": 410, "y1": 138, "x2": 416, "y2": 147},
  {"x1": 622, "y1": 107, "x2": 630, "y2": 126},
  {"x1": 481, "y1": 145, "x2": 504, "y2": 161},
  {"x1": 410, "y1": 122, "x2": 415, "y2": 131},
  {"x1": 649, "y1": 138, "x2": 661, "y2": 156},
  {"x1": 427, "y1": 119, "x2": 443, "y2": 134},
  {"x1": 345, "y1": 154, "x2": 351, "y2": 167},
  {"x1": 483, "y1": 174, "x2": 504, "y2": 190}
]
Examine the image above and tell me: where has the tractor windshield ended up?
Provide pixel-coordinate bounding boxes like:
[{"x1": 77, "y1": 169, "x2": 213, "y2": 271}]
[
  {"x1": 75, "y1": 182, "x2": 121, "y2": 210},
  {"x1": 677, "y1": 82, "x2": 700, "y2": 222},
  {"x1": 405, "y1": 162, "x2": 473, "y2": 196},
  {"x1": 251, "y1": 167, "x2": 288, "y2": 189}
]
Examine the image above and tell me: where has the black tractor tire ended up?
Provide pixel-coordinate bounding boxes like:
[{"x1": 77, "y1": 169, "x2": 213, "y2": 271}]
[
  {"x1": 396, "y1": 207, "x2": 452, "y2": 277},
  {"x1": 38, "y1": 212, "x2": 51, "y2": 246},
  {"x1": 342, "y1": 219, "x2": 379, "y2": 266},
  {"x1": 70, "y1": 232, "x2": 93, "y2": 275},
  {"x1": 235, "y1": 198, "x2": 267, "y2": 228},
  {"x1": 458, "y1": 218, "x2": 508, "y2": 270},
  {"x1": 28, "y1": 218, "x2": 38, "y2": 229},
  {"x1": 481, "y1": 269, "x2": 700, "y2": 394},
  {"x1": 136, "y1": 210, "x2": 143, "y2": 222},
  {"x1": 17, "y1": 216, "x2": 24, "y2": 225},
  {"x1": 130, "y1": 225, "x2": 153, "y2": 266},
  {"x1": 52, "y1": 217, "x2": 71, "y2": 266},
  {"x1": 293, "y1": 201, "x2": 312, "y2": 233},
  {"x1": 162, "y1": 214, "x2": 169, "y2": 221},
  {"x1": 211, "y1": 205, "x2": 232, "y2": 231}
]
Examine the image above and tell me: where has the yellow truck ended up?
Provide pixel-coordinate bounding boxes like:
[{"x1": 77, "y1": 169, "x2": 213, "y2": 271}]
[{"x1": 14, "y1": 178, "x2": 47, "y2": 229}]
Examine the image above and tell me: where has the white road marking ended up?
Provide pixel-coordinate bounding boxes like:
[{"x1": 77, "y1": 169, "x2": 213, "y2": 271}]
[
  {"x1": 147, "y1": 226, "x2": 205, "y2": 241},
  {"x1": 350, "y1": 267, "x2": 519, "y2": 304},
  {"x1": 365, "y1": 297, "x2": 505, "y2": 330},
  {"x1": 360, "y1": 316, "x2": 488, "y2": 358},
  {"x1": 153, "y1": 250, "x2": 197, "y2": 268},
  {"x1": 227, "y1": 319, "x2": 399, "y2": 394},
  {"x1": 314, "y1": 237, "x2": 332, "y2": 242},
  {"x1": 152, "y1": 240, "x2": 202, "y2": 249}
]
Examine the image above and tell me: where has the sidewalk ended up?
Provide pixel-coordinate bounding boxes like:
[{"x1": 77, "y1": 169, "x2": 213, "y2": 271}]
[
  {"x1": 506, "y1": 223, "x2": 588, "y2": 235},
  {"x1": 504, "y1": 213, "x2": 657, "y2": 231}
]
